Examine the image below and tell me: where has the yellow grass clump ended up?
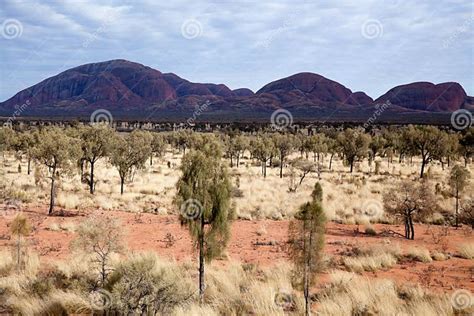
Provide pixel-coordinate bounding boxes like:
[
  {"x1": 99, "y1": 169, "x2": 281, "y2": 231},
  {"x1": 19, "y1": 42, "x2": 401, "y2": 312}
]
[{"x1": 458, "y1": 243, "x2": 474, "y2": 259}]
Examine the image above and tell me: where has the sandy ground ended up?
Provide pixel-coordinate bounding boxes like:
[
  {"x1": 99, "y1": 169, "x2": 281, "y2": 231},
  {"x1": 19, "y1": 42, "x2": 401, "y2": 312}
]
[{"x1": 1, "y1": 203, "x2": 472, "y2": 293}]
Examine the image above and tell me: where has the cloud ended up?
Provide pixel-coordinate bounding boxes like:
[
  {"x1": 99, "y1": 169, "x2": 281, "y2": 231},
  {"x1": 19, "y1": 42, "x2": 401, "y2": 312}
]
[{"x1": 0, "y1": 0, "x2": 472, "y2": 101}]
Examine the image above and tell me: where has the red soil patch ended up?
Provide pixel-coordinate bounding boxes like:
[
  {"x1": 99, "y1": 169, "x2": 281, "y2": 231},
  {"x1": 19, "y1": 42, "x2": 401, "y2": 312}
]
[{"x1": 1, "y1": 204, "x2": 473, "y2": 293}]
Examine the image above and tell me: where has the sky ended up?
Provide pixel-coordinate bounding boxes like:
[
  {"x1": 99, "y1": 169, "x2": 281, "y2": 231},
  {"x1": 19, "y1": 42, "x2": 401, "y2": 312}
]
[{"x1": 0, "y1": 0, "x2": 473, "y2": 102}]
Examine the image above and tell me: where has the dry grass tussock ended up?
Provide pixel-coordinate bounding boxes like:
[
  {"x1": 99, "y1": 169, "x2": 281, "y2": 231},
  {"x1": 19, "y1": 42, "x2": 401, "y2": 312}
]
[
  {"x1": 406, "y1": 247, "x2": 433, "y2": 263},
  {"x1": 0, "y1": 250, "x2": 305, "y2": 315},
  {"x1": 316, "y1": 271, "x2": 455, "y2": 316},
  {"x1": 0, "y1": 244, "x2": 466, "y2": 315},
  {"x1": 341, "y1": 243, "x2": 401, "y2": 273},
  {"x1": 2, "y1": 151, "x2": 472, "y2": 222},
  {"x1": 458, "y1": 243, "x2": 474, "y2": 259}
]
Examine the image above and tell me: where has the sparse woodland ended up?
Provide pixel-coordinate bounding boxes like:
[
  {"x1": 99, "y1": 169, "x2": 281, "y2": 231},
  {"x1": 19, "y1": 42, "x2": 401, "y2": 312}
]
[{"x1": 0, "y1": 124, "x2": 473, "y2": 315}]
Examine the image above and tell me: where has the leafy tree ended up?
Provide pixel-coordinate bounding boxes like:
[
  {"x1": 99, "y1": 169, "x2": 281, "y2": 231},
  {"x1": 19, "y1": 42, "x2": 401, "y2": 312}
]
[
  {"x1": 31, "y1": 127, "x2": 80, "y2": 215},
  {"x1": 459, "y1": 128, "x2": 473, "y2": 167},
  {"x1": 250, "y1": 135, "x2": 274, "y2": 177},
  {"x1": 369, "y1": 134, "x2": 386, "y2": 164},
  {"x1": 175, "y1": 130, "x2": 192, "y2": 155},
  {"x1": 273, "y1": 134, "x2": 295, "y2": 178},
  {"x1": 311, "y1": 182, "x2": 323, "y2": 202},
  {"x1": 403, "y1": 126, "x2": 446, "y2": 178},
  {"x1": 79, "y1": 125, "x2": 115, "y2": 194},
  {"x1": 20, "y1": 131, "x2": 37, "y2": 175},
  {"x1": 287, "y1": 182, "x2": 326, "y2": 315},
  {"x1": 296, "y1": 134, "x2": 311, "y2": 158},
  {"x1": 110, "y1": 131, "x2": 152, "y2": 194},
  {"x1": 150, "y1": 132, "x2": 166, "y2": 166},
  {"x1": 309, "y1": 133, "x2": 327, "y2": 162},
  {"x1": 337, "y1": 129, "x2": 371, "y2": 173},
  {"x1": 227, "y1": 135, "x2": 248, "y2": 168},
  {"x1": 448, "y1": 165, "x2": 470, "y2": 227},
  {"x1": 71, "y1": 216, "x2": 124, "y2": 285},
  {"x1": 0, "y1": 127, "x2": 15, "y2": 160},
  {"x1": 10, "y1": 213, "x2": 31, "y2": 270},
  {"x1": 325, "y1": 138, "x2": 338, "y2": 170},
  {"x1": 174, "y1": 141, "x2": 233, "y2": 304},
  {"x1": 442, "y1": 133, "x2": 460, "y2": 168},
  {"x1": 383, "y1": 180, "x2": 438, "y2": 239}
]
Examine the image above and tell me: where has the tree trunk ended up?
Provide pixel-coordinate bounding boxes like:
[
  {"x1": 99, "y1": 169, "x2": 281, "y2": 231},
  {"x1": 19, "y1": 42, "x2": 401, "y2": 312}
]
[
  {"x1": 349, "y1": 160, "x2": 354, "y2": 173},
  {"x1": 455, "y1": 189, "x2": 459, "y2": 229},
  {"x1": 279, "y1": 155, "x2": 284, "y2": 178},
  {"x1": 199, "y1": 215, "x2": 205, "y2": 304},
  {"x1": 120, "y1": 176, "x2": 125, "y2": 195},
  {"x1": 230, "y1": 156, "x2": 233, "y2": 168},
  {"x1": 420, "y1": 158, "x2": 426, "y2": 179},
  {"x1": 27, "y1": 158, "x2": 31, "y2": 175},
  {"x1": 101, "y1": 255, "x2": 107, "y2": 285},
  {"x1": 89, "y1": 161, "x2": 95, "y2": 194},
  {"x1": 236, "y1": 154, "x2": 240, "y2": 168},
  {"x1": 409, "y1": 216, "x2": 415, "y2": 240},
  {"x1": 404, "y1": 217, "x2": 409, "y2": 239},
  {"x1": 329, "y1": 153, "x2": 334, "y2": 170},
  {"x1": 150, "y1": 154, "x2": 153, "y2": 166},
  {"x1": 48, "y1": 172, "x2": 56, "y2": 215}
]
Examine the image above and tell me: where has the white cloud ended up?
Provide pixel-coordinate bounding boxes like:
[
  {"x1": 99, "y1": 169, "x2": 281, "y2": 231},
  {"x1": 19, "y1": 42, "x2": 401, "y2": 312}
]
[{"x1": 0, "y1": 0, "x2": 472, "y2": 101}]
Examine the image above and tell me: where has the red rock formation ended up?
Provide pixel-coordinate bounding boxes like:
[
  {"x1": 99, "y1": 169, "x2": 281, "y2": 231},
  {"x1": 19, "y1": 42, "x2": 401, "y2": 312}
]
[{"x1": 374, "y1": 82, "x2": 467, "y2": 112}]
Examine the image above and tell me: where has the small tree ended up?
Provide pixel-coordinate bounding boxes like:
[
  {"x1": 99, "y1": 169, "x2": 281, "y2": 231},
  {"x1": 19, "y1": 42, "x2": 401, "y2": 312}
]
[
  {"x1": 79, "y1": 125, "x2": 115, "y2": 194},
  {"x1": 31, "y1": 127, "x2": 80, "y2": 215},
  {"x1": 287, "y1": 182, "x2": 326, "y2": 316},
  {"x1": 460, "y1": 198, "x2": 474, "y2": 229},
  {"x1": 229, "y1": 135, "x2": 248, "y2": 168},
  {"x1": 383, "y1": 180, "x2": 438, "y2": 239},
  {"x1": 273, "y1": 134, "x2": 295, "y2": 178},
  {"x1": 150, "y1": 132, "x2": 166, "y2": 166},
  {"x1": 110, "y1": 131, "x2": 152, "y2": 194},
  {"x1": 288, "y1": 159, "x2": 316, "y2": 192},
  {"x1": 309, "y1": 134, "x2": 327, "y2": 162},
  {"x1": 0, "y1": 127, "x2": 15, "y2": 161},
  {"x1": 71, "y1": 216, "x2": 124, "y2": 285},
  {"x1": 403, "y1": 125, "x2": 446, "y2": 178},
  {"x1": 459, "y1": 128, "x2": 473, "y2": 167},
  {"x1": 337, "y1": 129, "x2": 370, "y2": 173},
  {"x1": 448, "y1": 165, "x2": 470, "y2": 228},
  {"x1": 326, "y1": 138, "x2": 338, "y2": 170},
  {"x1": 174, "y1": 141, "x2": 233, "y2": 304},
  {"x1": 12, "y1": 130, "x2": 37, "y2": 175},
  {"x1": 251, "y1": 136, "x2": 274, "y2": 178},
  {"x1": 10, "y1": 213, "x2": 31, "y2": 271},
  {"x1": 368, "y1": 134, "x2": 386, "y2": 163}
]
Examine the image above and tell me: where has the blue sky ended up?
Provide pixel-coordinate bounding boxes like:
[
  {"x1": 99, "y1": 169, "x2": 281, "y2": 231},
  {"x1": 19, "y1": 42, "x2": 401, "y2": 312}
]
[{"x1": 0, "y1": 0, "x2": 472, "y2": 102}]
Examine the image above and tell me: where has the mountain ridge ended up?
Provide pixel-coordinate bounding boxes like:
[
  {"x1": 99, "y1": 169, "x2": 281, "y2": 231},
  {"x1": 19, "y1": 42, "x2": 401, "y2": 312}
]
[{"x1": 1, "y1": 59, "x2": 472, "y2": 123}]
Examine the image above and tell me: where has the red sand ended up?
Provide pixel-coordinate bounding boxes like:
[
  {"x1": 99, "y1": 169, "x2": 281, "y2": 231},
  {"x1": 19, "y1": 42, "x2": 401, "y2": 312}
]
[{"x1": 1, "y1": 204, "x2": 473, "y2": 292}]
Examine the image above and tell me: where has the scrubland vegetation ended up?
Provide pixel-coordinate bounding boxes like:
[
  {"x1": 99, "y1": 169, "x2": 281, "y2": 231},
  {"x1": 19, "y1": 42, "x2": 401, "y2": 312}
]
[{"x1": 0, "y1": 124, "x2": 473, "y2": 315}]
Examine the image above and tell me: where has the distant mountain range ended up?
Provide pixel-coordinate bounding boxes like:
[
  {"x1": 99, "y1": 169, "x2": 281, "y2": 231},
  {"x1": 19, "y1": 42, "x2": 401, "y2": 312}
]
[{"x1": 1, "y1": 59, "x2": 472, "y2": 124}]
